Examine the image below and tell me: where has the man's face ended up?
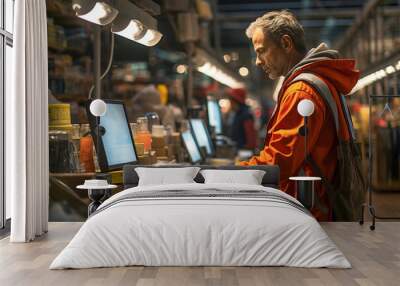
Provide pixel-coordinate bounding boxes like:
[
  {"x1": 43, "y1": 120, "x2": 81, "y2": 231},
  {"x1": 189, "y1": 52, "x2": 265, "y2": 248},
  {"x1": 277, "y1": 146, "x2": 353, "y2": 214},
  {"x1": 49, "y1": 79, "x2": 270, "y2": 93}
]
[{"x1": 252, "y1": 28, "x2": 288, "y2": 80}]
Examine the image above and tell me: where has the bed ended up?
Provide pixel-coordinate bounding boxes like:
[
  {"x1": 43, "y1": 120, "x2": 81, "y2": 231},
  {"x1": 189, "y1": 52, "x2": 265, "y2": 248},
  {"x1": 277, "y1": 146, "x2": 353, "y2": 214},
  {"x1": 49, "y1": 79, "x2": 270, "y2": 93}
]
[{"x1": 50, "y1": 165, "x2": 350, "y2": 269}]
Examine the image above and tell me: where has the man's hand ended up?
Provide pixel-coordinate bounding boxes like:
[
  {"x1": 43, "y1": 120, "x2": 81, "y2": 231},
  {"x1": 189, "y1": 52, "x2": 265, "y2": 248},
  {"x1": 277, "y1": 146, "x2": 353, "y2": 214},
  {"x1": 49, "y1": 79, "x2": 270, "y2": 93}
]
[{"x1": 234, "y1": 158, "x2": 248, "y2": 166}]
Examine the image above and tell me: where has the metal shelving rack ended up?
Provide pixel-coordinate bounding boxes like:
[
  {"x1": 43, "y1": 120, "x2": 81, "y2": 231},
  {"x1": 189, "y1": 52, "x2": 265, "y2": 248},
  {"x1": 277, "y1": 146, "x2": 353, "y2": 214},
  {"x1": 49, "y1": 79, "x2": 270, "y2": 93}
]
[{"x1": 360, "y1": 94, "x2": 400, "y2": 230}]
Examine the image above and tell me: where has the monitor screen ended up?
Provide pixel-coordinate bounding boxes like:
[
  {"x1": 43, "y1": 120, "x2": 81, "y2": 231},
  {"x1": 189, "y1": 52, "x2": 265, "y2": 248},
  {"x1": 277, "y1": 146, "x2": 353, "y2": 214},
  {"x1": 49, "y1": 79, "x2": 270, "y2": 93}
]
[
  {"x1": 207, "y1": 99, "x2": 223, "y2": 135},
  {"x1": 189, "y1": 119, "x2": 214, "y2": 157},
  {"x1": 181, "y1": 130, "x2": 202, "y2": 164},
  {"x1": 87, "y1": 100, "x2": 138, "y2": 171}
]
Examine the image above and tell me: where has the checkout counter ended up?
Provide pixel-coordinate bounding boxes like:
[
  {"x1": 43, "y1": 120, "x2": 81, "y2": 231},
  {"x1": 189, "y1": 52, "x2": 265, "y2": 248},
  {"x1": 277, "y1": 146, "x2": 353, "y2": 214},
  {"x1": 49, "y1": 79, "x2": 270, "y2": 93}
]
[{"x1": 49, "y1": 98, "x2": 242, "y2": 221}]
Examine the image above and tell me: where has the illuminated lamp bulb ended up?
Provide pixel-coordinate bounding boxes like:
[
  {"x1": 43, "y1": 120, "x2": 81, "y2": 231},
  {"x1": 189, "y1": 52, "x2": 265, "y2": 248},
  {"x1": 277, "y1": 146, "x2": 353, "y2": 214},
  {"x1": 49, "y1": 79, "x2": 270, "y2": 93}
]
[
  {"x1": 111, "y1": 19, "x2": 144, "y2": 40},
  {"x1": 239, "y1": 66, "x2": 249, "y2": 77},
  {"x1": 134, "y1": 29, "x2": 163, "y2": 47},
  {"x1": 176, "y1": 64, "x2": 187, "y2": 74}
]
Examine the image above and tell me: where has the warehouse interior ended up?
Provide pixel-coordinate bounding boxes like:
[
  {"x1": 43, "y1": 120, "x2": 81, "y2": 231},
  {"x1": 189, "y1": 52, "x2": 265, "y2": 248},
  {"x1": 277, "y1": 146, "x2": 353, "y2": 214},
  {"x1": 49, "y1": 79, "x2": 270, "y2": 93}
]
[{"x1": 1, "y1": 0, "x2": 400, "y2": 285}]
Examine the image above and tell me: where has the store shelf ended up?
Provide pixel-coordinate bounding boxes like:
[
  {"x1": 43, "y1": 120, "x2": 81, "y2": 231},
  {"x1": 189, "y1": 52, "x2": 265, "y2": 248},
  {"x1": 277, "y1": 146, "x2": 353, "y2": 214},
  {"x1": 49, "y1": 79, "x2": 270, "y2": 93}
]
[
  {"x1": 372, "y1": 182, "x2": 400, "y2": 192},
  {"x1": 49, "y1": 13, "x2": 85, "y2": 28},
  {"x1": 47, "y1": 0, "x2": 94, "y2": 109},
  {"x1": 53, "y1": 94, "x2": 90, "y2": 103},
  {"x1": 48, "y1": 45, "x2": 88, "y2": 56}
]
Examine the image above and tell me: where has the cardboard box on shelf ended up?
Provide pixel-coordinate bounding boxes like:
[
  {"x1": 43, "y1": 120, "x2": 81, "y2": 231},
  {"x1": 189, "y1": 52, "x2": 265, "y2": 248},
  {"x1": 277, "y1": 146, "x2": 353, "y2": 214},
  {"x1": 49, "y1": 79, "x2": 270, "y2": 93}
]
[
  {"x1": 138, "y1": 156, "x2": 150, "y2": 165},
  {"x1": 151, "y1": 136, "x2": 165, "y2": 149},
  {"x1": 153, "y1": 146, "x2": 168, "y2": 157}
]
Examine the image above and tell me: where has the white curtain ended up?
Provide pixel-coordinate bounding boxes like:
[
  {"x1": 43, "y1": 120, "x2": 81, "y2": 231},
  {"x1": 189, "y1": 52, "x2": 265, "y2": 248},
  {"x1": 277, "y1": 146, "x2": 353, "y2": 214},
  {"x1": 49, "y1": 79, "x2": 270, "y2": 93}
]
[{"x1": 6, "y1": 0, "x2": 49, "y2": 242}]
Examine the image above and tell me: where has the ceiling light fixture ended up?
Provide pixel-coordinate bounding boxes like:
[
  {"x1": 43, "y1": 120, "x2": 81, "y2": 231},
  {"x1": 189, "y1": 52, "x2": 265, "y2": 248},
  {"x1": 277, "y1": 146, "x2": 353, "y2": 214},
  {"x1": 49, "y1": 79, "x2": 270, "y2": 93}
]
[
  {"x1": 396, "y1": 60, "x2": 400, "y2": 71},
  {"x1": 239, "y1": 66, "x2": 249, "y2": 77},
  {"x1": 197, "y1": 63, "x2": 242, "y2": 88},
  {"x1": 112, "y1": 19, "x2": 145, "y2": 40},
  {"x1": 72, "y1": 0, "x2": 119, "y2": 25},
  {"x1": 72, "y1": 0, "x2": 163, "y2": 47},
  {"x1": 111, "y1": 0, "x2": 163, "y2": 46},
  {"x1": 351, "y1": 59, "x2": 400, "y2": 94},
  {"x1": 176, "y1": 64, "x2": 187, "y2": 74},
  {"x1": 385, "y1": 65, "x2": 396, "y2": 74},
  {"x1": 223, "y1": 54, "x2": 231, "y2": 63},
  {"x1": 133, "y1": 28, "x2": 163, "y2": 47}
]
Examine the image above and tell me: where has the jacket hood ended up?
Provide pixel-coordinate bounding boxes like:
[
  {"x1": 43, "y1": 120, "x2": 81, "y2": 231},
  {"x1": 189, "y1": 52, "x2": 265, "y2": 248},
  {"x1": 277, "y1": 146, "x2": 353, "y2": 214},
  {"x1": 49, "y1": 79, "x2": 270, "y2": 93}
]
[{"x1": 284, "y1": 43, "x2": 360, "y2": 95}]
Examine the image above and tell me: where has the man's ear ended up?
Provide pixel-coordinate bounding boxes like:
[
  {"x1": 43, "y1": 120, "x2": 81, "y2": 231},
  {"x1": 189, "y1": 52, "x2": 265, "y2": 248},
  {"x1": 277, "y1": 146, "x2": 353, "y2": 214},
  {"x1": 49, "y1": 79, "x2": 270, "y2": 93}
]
[{"x1": 281, "y1": 35, "x2": 293, "y2": 52}]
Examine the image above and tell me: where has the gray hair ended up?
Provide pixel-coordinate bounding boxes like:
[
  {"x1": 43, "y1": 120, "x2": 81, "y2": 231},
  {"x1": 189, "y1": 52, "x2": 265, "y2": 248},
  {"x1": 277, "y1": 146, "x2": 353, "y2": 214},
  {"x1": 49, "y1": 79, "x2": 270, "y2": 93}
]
[{"x1": 246, "y1": 10, "x2": 306, "y2": 53}]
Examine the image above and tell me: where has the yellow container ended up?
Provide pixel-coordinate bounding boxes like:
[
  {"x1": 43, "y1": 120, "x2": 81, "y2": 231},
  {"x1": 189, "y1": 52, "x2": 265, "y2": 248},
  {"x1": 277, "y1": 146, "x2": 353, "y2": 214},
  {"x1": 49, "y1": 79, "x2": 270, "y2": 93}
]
[
  {"x1": 49, "y1": 104, "x2": 72, "y2": 128},
  {"x1": 109, "y1": 170, "x2": 123, "y2": 184},
  {"x1": 49, "y1": 125, "x2": 73, "y2": 131}
]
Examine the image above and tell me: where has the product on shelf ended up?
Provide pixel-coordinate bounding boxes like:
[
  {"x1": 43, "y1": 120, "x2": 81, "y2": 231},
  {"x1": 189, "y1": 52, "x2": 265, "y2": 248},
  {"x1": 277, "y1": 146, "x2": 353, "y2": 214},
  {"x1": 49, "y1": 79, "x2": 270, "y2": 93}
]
[{"x1": 134, "y1": 117, "x2": 152, "y2": 152}]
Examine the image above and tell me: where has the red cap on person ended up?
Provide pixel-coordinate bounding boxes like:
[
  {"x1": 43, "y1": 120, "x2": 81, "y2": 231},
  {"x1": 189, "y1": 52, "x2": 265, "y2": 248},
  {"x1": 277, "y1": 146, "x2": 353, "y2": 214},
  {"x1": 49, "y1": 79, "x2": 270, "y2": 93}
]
[{"x1": 228, "y1": 88, "x2": 247, "y2": 104}]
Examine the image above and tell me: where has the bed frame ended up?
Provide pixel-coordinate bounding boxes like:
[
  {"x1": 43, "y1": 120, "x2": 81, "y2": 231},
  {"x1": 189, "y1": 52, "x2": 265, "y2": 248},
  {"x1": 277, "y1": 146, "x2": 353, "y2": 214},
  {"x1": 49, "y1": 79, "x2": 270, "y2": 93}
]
[{"x1": 123, "y1": 165, "x2": 280, "y2": 189}]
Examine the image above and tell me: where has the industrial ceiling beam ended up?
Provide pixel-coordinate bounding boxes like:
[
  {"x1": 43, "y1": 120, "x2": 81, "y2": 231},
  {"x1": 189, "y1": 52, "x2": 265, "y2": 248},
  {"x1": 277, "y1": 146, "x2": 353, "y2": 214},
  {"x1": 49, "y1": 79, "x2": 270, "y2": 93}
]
[
  {"x1": 217, "y1": 9, "x2": 358, "y2": 21},
  {"x1": 218, "y1": 0, "x2": 368, "y2": 12},
  {"x1": 219, "y1": 19, "x2": 353, "y2": 30},
  {"x1": 129, "y1": 0, "x2": 160, "y2": 16},
  {"x1": 216, "y1": 7, "x2": 400, "y2": 22},
  {"x1": 334, "y1": 0, "x2": 382, "y2": 50}
]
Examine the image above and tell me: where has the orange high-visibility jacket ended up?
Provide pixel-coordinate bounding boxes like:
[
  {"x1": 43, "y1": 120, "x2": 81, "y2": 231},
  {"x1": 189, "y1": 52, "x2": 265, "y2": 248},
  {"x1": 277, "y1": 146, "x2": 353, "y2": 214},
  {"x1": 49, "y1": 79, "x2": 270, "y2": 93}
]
[{"x1": 241, "y1": 44, "x2": 360, "y2": 220}]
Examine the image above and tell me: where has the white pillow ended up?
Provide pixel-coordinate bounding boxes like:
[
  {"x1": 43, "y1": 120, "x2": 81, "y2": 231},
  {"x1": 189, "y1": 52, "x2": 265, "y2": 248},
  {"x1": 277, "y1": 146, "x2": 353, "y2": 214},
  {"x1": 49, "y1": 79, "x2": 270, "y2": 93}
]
[
  {"x1": 135, "y1": 167, "x2": 201, "y2": 186},
  {"x1": 200, "y1": 169, "x2": 266, "y2": 185}
]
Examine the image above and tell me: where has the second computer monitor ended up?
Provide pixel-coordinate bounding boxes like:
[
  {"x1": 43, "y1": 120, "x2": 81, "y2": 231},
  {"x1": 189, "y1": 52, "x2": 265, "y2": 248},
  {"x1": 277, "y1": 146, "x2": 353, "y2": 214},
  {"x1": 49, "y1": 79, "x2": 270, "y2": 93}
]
[
  {"x1": 207, "y1": 97, "x2": 223, "y2": 135},
  {"x1": 181, "y1": 129, "x2": 203, "y2": 164},
  {"x1": 189, "y1": 118, "x2": 214, "y2": 157}
]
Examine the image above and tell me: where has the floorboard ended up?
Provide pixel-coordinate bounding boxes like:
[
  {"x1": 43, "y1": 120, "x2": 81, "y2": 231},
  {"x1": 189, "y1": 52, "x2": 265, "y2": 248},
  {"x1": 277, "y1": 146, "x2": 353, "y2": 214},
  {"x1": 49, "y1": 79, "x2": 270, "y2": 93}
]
[{"x1": 0, "y1": 222, "x2": 399, "y2": 286}]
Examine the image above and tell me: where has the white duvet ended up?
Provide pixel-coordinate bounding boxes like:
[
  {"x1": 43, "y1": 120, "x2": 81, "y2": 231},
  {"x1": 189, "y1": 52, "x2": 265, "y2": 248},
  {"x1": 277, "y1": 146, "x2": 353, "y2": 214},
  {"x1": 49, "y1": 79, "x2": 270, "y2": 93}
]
[{"x1": 50, "y1": 183, "x2": 350, "y2": 269}]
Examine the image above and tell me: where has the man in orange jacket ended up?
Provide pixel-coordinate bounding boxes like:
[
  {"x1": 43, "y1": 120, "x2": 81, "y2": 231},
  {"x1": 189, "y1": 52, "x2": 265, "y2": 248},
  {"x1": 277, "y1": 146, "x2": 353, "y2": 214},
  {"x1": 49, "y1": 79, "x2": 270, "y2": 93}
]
[{"x1": 240, "y1": 11, "x2": 359, "y2": 220}]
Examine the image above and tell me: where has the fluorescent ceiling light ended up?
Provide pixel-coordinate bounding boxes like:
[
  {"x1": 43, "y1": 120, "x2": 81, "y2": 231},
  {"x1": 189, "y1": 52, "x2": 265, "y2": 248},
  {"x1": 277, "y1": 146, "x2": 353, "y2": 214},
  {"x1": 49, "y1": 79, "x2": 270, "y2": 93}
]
[
  {"x1": 385, "y1": 65, "x2": 396, "y2": 74},
  {"x1": 73, "y1": 1, "x2": 118, "y2": 25},
  {"x1": 350, "y1": 60, "x2": 400, "y2": 94},
  {"x1": 395, "y1": 60, "x2": 400, "y2": 71},
  {"x1": 195, "y1": 48, "x2": 244, "y2": 88},
  {"x1": 198, "y1": 62, "x2": 243, "y2": 88}
]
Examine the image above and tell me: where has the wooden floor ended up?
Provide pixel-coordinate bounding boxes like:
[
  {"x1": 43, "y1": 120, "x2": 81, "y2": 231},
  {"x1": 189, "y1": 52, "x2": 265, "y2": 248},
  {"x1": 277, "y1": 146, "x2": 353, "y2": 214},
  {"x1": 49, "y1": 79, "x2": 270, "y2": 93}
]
[{"x1": 0, "y1": 222, "x2": 399, "y2": 286}]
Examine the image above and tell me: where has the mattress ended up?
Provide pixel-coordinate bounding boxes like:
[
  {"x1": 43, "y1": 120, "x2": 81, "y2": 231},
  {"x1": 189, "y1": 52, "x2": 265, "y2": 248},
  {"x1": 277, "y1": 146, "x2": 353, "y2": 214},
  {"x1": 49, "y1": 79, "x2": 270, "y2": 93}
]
[{"x1": 50, "y1": 183, "x2": 350, "y2": 269}]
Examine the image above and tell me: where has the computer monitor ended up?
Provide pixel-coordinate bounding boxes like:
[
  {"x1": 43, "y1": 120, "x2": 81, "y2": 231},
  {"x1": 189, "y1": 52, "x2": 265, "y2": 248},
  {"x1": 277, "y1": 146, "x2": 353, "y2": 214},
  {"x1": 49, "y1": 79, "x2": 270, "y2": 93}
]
[
  {"x1": 181, "y1": 129, "x2": 203, "y2": 164},
  {"x1": 189, "y1": 118, "x2": 214, "y2": 157},
  {"x1": 207, "y1": 97, "x2": 223, "y2": 135},
  {"x1": 86, "y1": 99, "x2": 138, "y2": 172}
]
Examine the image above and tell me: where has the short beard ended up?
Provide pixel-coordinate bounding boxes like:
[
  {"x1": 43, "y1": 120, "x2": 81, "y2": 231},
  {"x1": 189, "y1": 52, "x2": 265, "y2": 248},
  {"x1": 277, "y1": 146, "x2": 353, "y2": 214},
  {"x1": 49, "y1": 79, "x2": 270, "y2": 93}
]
[{"x1": 268, "y1": 72, "x2": 279, "y2": 80}]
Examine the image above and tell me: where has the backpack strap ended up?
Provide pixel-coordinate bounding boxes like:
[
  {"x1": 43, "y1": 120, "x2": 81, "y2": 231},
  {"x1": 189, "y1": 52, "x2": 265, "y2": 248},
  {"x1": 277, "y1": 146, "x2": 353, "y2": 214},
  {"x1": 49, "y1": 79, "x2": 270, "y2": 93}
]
[
  {"x1": 339, "y1": 93, "x2": 356, "y2": 140},
  {"x1": 291, "y1": 72, "x2": 357, "y2": 141},
  {"x1": 290, "y1": 73, "x2": 340, "y2": 138}
]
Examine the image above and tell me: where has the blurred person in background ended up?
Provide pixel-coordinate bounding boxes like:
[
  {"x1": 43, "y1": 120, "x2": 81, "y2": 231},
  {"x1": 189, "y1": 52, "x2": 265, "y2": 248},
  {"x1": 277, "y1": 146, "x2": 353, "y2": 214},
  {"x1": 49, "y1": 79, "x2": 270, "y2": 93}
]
[
  {"x1": 228, "y1": 88, "x2": 257, "y2": 150},
  {"x1": 129, "y1": 83, "x2": 176, "y2": 129},
  {"x1": 163, "y1": 81, "x2": 185, "y2": 130}
]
